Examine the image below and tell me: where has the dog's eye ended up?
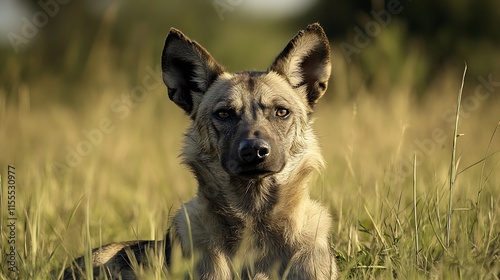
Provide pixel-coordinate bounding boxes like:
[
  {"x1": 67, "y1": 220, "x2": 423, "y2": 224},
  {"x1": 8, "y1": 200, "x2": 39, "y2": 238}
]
[
  {"x1": 275, "y1": 108, "x2": 290, "y2": 119},
  {"x1": 215, "y1": 109, "x2": 231, "y2": 120}
]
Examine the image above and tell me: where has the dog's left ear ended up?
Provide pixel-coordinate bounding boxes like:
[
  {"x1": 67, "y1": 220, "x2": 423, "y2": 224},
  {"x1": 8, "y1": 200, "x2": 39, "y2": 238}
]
[{"x1": 269, "y1": 23, "x2": 331, "y2": 109}]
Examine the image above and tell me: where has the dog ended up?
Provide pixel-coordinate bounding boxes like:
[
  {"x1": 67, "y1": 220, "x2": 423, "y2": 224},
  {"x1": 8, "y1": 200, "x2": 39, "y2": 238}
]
[{"x1": 63, "y1": 23, "x2": 337, "y2": 280}]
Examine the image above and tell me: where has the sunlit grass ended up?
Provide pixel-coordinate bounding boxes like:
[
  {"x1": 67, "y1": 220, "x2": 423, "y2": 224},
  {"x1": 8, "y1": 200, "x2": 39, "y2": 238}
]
[{"x1": 1, "y1": 37, "x2": 499, "y2": 279}]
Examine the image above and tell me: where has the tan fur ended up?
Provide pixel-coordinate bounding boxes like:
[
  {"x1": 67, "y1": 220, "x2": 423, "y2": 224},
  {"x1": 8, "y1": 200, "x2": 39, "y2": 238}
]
[{"x1": 63, "y1": 23, "x2": 338, "y2": 280}]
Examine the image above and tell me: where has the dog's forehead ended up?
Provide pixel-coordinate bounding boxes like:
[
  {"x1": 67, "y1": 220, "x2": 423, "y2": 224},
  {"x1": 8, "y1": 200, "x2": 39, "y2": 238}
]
[{"x1": 203, "y1": 71, "x2": 305, "y2": 108}]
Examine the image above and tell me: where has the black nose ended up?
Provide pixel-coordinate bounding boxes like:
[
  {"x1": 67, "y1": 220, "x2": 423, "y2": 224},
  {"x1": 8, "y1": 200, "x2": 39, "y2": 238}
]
[{"x1": 238, "y1": 139, "x2": 271, "y2": 164}]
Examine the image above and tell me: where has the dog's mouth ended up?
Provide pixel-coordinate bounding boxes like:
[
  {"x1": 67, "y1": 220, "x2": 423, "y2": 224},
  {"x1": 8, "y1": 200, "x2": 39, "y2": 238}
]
[
  {"x1": 222, "y1": 154, "x2": 285, "y2": 179},
  {"x1": 237, "y1": 169, "x2": 274, "y2": 178}
]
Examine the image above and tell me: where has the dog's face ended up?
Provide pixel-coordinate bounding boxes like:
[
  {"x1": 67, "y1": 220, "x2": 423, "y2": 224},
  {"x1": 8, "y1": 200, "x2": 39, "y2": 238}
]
[
  {"x1": 161, "y1": 24, "x2": 331, "y2": 193},
  {"x1": 197, "y1": 71, "x2": 306, "y2": 178}
]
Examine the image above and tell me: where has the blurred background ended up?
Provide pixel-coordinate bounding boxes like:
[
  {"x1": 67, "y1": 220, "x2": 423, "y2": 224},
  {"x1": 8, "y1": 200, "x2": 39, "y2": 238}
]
[
  {"x1": 1, "y1": 0, "x2": 500, "y2": 103},
  {"x1": 0, "y1": 0, "x2": 499, "y2": 277}
]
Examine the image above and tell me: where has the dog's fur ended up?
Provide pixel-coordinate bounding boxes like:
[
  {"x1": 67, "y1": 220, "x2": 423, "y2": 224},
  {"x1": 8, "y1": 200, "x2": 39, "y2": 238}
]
[{"x1": 63, "y1": 23, "x2": 337, "y2": 280}]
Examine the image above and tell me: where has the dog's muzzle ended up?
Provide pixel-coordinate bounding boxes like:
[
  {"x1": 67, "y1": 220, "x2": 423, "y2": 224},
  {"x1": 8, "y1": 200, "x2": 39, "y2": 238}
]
[{"x1": 222, "y1": 134, "x2": 285, "y2": 179}]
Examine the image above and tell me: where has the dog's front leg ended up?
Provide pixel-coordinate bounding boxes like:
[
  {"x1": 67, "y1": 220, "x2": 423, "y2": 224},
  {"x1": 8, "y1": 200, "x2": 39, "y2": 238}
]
[
  {"x1": 194, "y1": 250, "x2": 232, "y2": 280},
  {"x1": 284, "y1": 246, "x2": 338, "y2": 280}
]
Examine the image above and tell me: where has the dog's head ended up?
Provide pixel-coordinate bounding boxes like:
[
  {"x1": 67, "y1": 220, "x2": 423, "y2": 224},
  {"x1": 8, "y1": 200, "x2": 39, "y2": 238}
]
[{"x1": 161, "y1": 24, "x2": 331, "y2": 188}]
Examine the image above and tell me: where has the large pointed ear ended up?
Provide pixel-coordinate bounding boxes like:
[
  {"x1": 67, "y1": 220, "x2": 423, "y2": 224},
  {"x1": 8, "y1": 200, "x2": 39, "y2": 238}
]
[
  {"x1": 269, "y1": 23, "x2": 331, "y2": 109},
  {"x1": 161, "y1": 28, "x2": 224, "y2": 114}
]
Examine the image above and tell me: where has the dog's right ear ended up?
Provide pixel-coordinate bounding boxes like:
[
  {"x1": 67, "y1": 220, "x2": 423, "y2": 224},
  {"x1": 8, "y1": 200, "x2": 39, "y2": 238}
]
[
  {"x1": 269, "y1": 23, "x2": 331, "y2": 109},
  {"x1": 161, "y1": 28, "x2": 224, "y2": 114}
]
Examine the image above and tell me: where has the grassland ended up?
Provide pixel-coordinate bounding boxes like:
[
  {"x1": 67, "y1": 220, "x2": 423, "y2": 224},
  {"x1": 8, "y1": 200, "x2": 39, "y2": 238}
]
[{"x1": 1, "y1": 29, "x2": 499, "y2": 279}]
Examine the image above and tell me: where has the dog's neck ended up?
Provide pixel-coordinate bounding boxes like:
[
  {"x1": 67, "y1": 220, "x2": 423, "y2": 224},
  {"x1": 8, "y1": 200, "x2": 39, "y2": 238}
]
[{"x1": 191, "y1": 157, "x2": 317, "y2": 223}]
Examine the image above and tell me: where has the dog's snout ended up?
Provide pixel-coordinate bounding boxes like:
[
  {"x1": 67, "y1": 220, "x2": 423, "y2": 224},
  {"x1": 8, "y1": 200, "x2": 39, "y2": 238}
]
[{"x1": 238, "y1": 139, "x2": 271, "y2": 164}]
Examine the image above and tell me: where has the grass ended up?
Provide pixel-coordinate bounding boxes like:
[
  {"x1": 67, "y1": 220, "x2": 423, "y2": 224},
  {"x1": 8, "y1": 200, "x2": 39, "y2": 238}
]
[{"x1": 1, "y1": 31, "x2": 499, "y2": 280}]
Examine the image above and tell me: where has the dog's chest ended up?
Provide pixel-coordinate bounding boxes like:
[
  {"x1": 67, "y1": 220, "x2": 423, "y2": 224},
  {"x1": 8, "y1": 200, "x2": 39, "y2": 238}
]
[{"x1": 230, "y1": 219, "x2": 293, "y2": 269}]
